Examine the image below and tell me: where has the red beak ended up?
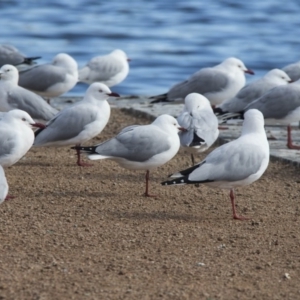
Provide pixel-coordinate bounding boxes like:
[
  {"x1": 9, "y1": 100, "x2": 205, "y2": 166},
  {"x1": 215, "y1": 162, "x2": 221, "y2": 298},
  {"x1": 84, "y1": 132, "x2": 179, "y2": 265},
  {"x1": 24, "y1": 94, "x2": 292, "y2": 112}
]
[
  {"x1": 244, "y1": 69, "x2": 255, "y2": 75},
  {"x1": 179, "y1": 127, "x2": 187, "y2": 132},
  {"x1": 107, "y1": 92, "x2": 120, "y2": 97},
  {"x1": 31, "y1": 123, "x2": 46, "y2": 129}
]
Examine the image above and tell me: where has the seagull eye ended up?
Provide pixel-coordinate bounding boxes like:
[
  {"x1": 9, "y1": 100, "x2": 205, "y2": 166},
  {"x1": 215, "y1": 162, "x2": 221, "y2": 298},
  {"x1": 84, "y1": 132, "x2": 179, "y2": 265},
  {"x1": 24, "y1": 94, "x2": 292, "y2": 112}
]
[
  {"x1": 22, "y1": 117, "x2": 26, "y2": 121},
  {"x1": 99, "y1": 89, "x2": 103, "y2": 92}
]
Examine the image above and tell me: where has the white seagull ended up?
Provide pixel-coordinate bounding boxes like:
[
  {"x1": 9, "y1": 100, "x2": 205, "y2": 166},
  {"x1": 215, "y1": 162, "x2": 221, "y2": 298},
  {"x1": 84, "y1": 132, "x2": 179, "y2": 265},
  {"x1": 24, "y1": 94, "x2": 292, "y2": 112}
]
[
  {"x1": 214, "y1": 68, "x2": 292, "y2": 115},
  {"x1": 79, "y1": 49, "x2": 130, "y2": 86},
  {"x1": 177, "y1": 93, "x2": 219, "y2": 165},
  {"x1": 0, "y1": 64, "x2": 58, "y2": 123},
  {"x1": 0, "y1": 109, "x2": 44, "y2": 168},
  {"x1": 283, "y1": 60, "x2": 300, "y2": 82},
  {"x1": 162, "y1": 109, "x2": 270, "y2": 220},
  {"x1": 221, "y1": 79, "x2": 300, "y2": 149},
  {"x1": 73, "y1": 114, "x2": 186, "y2": 197},
  {"x1": 18, "y1": 53, "x2": 78, "y2": 99},
  {"x1": 150, "y1": 57, "x2": 254, "y2": 106},
  {"x1": 34, "y1": 82, "x2": 119, "y2": 166},
  {"x1": 0, "y1": 44, "x2": 40, "y2": 68},
  {"x1": 0, "y1": 166, "x2": 8, "y2": 204}
]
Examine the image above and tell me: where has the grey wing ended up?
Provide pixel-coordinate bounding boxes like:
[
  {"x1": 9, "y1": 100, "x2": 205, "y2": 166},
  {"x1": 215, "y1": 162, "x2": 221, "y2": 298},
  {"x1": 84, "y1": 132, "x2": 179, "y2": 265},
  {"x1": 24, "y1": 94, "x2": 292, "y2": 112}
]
[
  {"x1": 95, "y1": 125, "x2": 171, "y2": 162},
  {"x1": 18, "y1": 64, "x2": 66, "y2": 91},
  {"x1": 177, "y1": 111, "x2": 194, "y2": 146},
  {"x1": 283, "y1": 63, "x2": 300, "y2": 81},
  {"x1": 221, "y1": 79, "x2": 272, "y2": 112},
  {"x1": 87, "y1": 56, "x2": 123, "y2": 81},
  {"x1": 6, "y1": 87, "x2": 58, "y2": 121},
  {"x1": 245, "y1": 84, "x2": 300, "y2": 119},
  {"x1": 189, "y1": 142, "x2": 266, "y2": 182},
  {"x1": 0, "y1": 127, "x2": 18, "y2": 158},
  {"x1": 192, "y1": 110, "x2": 219, "y2": 146},
  {"x1": 168, "y1": 68, "x2": 229, "y2": 100},
  {"x1": 34, "y1": 105, "x2": 98, "y2": 144},
  {"x1": 0, "y1": 45, "x2": 24, "y2": 66}
]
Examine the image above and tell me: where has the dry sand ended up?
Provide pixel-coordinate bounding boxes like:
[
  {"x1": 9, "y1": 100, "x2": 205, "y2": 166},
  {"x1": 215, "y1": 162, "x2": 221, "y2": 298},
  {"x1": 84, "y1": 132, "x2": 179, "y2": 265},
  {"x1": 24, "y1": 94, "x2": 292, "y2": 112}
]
[{"x1": 0, "y1": 108, "x2": 300, "y2": 300}]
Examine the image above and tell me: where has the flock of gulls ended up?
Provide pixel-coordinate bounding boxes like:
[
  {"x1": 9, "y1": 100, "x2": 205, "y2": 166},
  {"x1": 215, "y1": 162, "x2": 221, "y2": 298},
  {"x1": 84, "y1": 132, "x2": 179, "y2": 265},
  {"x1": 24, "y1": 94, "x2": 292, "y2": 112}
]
[{"x1": 0, "y1": 44, "x2": 300, "y2": 220}]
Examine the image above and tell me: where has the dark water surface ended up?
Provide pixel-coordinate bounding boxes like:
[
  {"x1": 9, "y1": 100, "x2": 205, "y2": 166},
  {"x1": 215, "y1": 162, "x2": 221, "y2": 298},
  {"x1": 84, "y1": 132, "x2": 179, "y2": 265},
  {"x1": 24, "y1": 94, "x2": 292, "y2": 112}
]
[{"x1": 0, "y1": 0, "x2": 299, "y2": 96}]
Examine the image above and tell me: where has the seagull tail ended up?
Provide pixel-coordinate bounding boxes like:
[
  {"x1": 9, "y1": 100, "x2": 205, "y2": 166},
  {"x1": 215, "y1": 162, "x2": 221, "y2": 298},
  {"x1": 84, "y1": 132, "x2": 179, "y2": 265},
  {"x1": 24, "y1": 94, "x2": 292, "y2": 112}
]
[
  {"x1": 71, "y1": 145, "x2": 97, "y2": 154},
  {"x1": 149, "y1": 93, "x2": 170, "y2": 103},
  {"x1": 217, "y1": 111, "x2": 244, "y2": 124},
  {"x1": 22, "y1": 56, "x2": 42, "y2": 65},
  {"x1": 161, "y1": 176, "x2": 188, "y2": 186}
]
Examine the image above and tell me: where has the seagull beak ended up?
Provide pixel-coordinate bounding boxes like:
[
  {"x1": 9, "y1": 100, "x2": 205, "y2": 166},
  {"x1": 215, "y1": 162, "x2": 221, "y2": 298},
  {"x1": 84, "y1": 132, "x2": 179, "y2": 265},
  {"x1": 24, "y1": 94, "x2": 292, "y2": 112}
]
[
  {"x1": 244, "y1": 69, "x2": 255, "y2": 75},
  {"x1": 288, "y1": 79, "x2": 294, "y2": 83},
  {"x1": 107, "y1": 92, "x2": 120, "y2": 97},
  {"x1": 31, "y1": 122, "x2": 46, "y2": 129},
  {"x1": 178, "y1": 127, "x2": 187, "y2": 132}
]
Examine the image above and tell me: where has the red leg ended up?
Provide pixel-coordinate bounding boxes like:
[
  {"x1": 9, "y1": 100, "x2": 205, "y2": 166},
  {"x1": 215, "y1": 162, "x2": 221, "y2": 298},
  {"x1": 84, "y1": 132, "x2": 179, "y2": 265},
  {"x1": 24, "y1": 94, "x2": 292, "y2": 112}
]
[
  {"x1": 218, "y1": 126, "x2": 229, "y2": 130},
  {"x1": 5, "y1": 195, "x2": 15, "y2": 201},
  {"x1": 229, "y1": 189, "x2": 249, "y2": 221},
  {"x1": 143, "y1": 170, "x2": 156, "y2": 197},
  {"x1": 76, "y1": 144, "x2": 93, "y2": 167},
  {"x1": 287, "y1": 125, "x2": 300, "y2": 150}
]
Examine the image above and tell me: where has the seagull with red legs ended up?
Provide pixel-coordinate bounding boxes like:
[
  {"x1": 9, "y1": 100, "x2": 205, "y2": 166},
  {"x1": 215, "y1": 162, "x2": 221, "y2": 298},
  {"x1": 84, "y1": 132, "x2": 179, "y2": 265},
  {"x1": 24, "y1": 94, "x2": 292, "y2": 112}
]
[
  {"x1": 162, "y1": 109, "x2": 269, "y2": 220},
  {"x1": 220, "y1": 78, "x2": 300, "y2": 150},
  {"x1": 73, "y1": 114, "x2": 185, "y2": 197},
  {"x1": 34, "y1": 82, "x2": 119, "y2": 166}
]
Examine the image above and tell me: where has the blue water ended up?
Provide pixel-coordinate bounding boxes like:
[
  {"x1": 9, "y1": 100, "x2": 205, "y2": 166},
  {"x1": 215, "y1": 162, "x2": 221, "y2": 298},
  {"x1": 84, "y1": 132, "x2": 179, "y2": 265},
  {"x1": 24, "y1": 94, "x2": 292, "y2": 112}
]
[{"x1": 0, "y1": 0, "x2": 299, "y2": 96}]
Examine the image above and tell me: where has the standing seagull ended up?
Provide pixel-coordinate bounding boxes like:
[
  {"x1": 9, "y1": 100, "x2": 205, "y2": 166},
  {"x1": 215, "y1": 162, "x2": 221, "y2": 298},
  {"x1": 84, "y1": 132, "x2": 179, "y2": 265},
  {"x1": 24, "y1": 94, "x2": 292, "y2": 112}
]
[
  {"x1": 79, "y1": 49, "x2": 130, "y2": 86},
  {"x1": 73, "y1": 114, "x2": 185, "y2": 197},
  {"x1": 214, "y1": 68, "x2": 292, "y2": 115},
  {"x1": 221, "y1": 79, "x2": 300, "y2": 150},
  {"x1": 0, "y1": 166, "x2": 8, "y2": 204},
  {"x1": 283, "y1": 60, "x2": 300, "y2": 82},
  {"x1": 34, "y1": 82, "x2": 119, "y2": 166},
  {"x1": 0, "y1": 110, "x2": 43, "y2": 168},
  {"x1": 162, "y1": 109, "x2": 269, "y2": 220},
  {"x1": 177, "y1": 93, "x2": 219, "y2": 165},
  {"x1": 0, "y1": 64, "x2": 58, "y2": 123},
  {"x1": 150, "y1": 57, "x2": 254, "y2": 106},
  {"x1": 18, "y1": 53, "x2": 78, "y2": 99},
  {"x1": 0, "y1": 44, "x2": 40, "y2": 68}
]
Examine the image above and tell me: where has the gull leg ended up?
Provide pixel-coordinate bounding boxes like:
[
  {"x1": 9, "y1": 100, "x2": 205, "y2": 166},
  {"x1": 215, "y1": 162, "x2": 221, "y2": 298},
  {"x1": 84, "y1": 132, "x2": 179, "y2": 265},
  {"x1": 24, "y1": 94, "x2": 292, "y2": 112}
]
[
  {"x1": 229, "y1": 189, "x2": 249, "y2": 221},
  {"x1": 76, "y1": 144, "x2": 93, "y2": 167},
  {"x1": 287, "y1": 125, "x2": 300, "y2": 150},
  {"x1": 143, "y1": 170, "x2": 156, "y2": 197},
  {"x1": 191, "y1": 154, "x2": 195, "y2": 166},
  {"x1": 5, "y1": 195, "x2": 15, "y2": 201}
]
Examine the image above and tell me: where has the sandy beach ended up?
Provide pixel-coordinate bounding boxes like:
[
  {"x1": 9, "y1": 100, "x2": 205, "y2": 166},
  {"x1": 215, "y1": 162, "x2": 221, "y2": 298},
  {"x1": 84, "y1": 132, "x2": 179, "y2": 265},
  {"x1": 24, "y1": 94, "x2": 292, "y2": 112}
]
[{"x1": 0, "y1": 108, "x2": 300, "y2": 300}]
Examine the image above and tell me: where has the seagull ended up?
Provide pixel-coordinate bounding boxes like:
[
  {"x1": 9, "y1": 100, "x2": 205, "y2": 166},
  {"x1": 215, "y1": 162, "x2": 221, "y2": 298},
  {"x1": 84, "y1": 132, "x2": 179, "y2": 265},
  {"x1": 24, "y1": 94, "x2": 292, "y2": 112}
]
[
  {"x1": 220, "y1": 79, "x2": 300, "y2": 150},
  {"x1": 34, "y1": 82, "x2": 119, "y2": 166},
  {"x1": 0, "y1": 109, "x2": 44, "y2": 168},
  {"x1": 177, "y1": 93, "x2": 219, "y2": 165},
  {"x1": 214, "y1": 68, "x2": 292, "y2": 115},
  {"x1": 73, "y1": 114, "x2": 186, "y2": 197},
  {"x1": 0, "y1": 64, "x2": 58, "y2": 123},
  {"x1": 0, "y1": 165, "x2": 8, "y2": 204},
  {"x1": 150, "y1": 57, "x2": 254, "y2": 106},
  {"x1": 282, "y1": 60, "x2": 300, "y2": 82},
  {"x1": 79, "y1": 49, "x2": 130, "y2": 87},
  {"x1": 162, "y1": 109, "x2": 269, "y2": 220},
  {"x1": 18, "y1": 53, "x2": 78, "y2": 99},
  {"x1": 0, "y1": 44, "x2": 40, "y2": 68}
]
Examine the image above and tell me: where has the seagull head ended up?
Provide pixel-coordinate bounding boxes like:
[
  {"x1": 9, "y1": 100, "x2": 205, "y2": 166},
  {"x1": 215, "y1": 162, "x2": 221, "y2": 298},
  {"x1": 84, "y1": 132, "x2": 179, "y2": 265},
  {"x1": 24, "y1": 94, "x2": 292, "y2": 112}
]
[
  {"x1": 86, "y1": 82, "x2": 120, "y2": 101},
  {"x1": 0, "y1": 64, "x2": 19, "y2": 83},
  {"x1": 223, "y1": 57, "x2": 254, "y2": 75}
]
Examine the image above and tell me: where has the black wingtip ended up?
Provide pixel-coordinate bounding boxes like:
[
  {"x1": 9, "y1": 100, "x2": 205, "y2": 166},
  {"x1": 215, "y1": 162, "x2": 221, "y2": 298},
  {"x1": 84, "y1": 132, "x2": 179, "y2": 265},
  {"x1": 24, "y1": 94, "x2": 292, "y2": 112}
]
[
  {"x1": 22, "y1": 56, "x2": 42, "y2": 65},
  {"x1": 149, "y1": 93, "x2": 169, "y2": 103},
  {"x1": 213, "y1": 107, "x2": 225, "y2": 115},
  {"x1": 189, "y1": 133, "x2": 205, "y2": 147},
  {"x1": 71, "y1": 145, "x2": 98, "y2": 154}
]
